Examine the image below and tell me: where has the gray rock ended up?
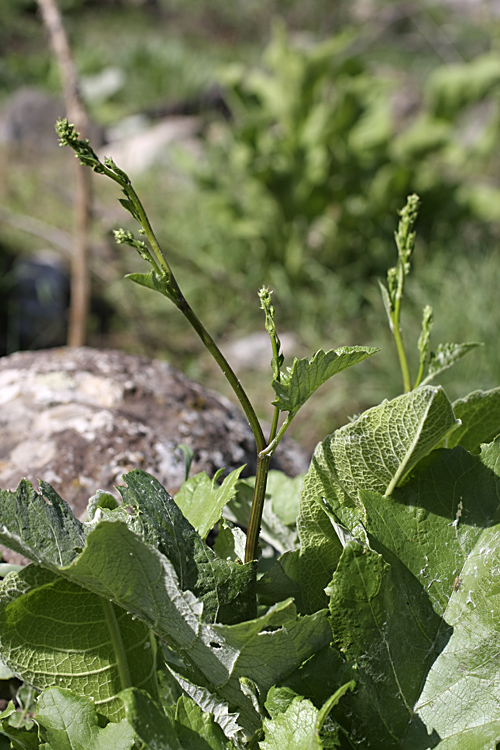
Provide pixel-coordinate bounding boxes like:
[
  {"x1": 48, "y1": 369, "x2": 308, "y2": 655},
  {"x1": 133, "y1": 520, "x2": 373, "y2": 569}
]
[
  {"x1": 0, "y1": 86, "x2": 103, "y2": 152},
  {"x1": 0, "y1": 347, "x2": 308, "y2": 523}
]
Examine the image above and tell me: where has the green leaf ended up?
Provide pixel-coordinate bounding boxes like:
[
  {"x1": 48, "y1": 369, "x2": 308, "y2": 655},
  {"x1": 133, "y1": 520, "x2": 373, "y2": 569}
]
[
  {"x1": 118, "y1": 470, "x2": 256, "y2": 625},
  {"x1": 421, "y1": 342, "x2": 483, "y2": 385},
  {"x1": 305, "y1": 385, "x2": 459, "y2": 503},
  {"x1": 257, "y1": 550, "x2": 304, "y2": 609},
  {"x1": 125, "y1": 271, "x2": 175, "y2": 301},
  {"x1": 446, "y1": 387, "x2": 500, "y2": 453},
  {"x1": 267, "y1": 472, "x2": 303, "y2": 528},
  {"x1": 163, "y1": 667, "x2": 245, "y2": 745},
  {"x1": 118, "y1": 198, "x2": 140, "y2": 222},
  {"x1": 378, "y1": 279, "x2": 394, "y2": 326},
  {"x1": 174, "y1": 467, "x2": 244, "y2": 541},
  {"x1": 36, "y1": 687, "x2": 136, "y2": 750},
  {"x1": 325, "y1": 438, "x2": 500, "y2": 747},
  {"x1": 119, "y1": 688, "x2": 181, "y2": 750},
  {"x1": 0, "y1": 567, "x2": 158, "y2": 721},
  {"x1": 408, "y1": 522, "x2": 500, "y2": 748},
  {"x1": 325, "y1": 540, "x2": 446, "y2": 748},
  {"x1": 174, "y1": 694, "x2": 237, "y2": 749},
  {"x1": 213, "y1": 520, "x2": 246, "y2": 563},
  {"x1": 261, "y1": 683, "x2": 354, "y2": 750},
  {"x1": 260, "y1": 693, "x2": 322, "y2": 750},
  {"x1": 296, "y1": 386, "x2": 459, "y2": 612},
  {"x1": 0, "y1": 480, "x2": 87, "y2": 567},
  {"x1": 271, "y1": 347, "x2": 378, "y2": 414}
]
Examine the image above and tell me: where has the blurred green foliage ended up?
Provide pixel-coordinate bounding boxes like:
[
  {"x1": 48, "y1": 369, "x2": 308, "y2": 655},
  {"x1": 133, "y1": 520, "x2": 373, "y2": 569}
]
[{"x1": 165, "y1": 25, "x2": 500, "y2": 343}]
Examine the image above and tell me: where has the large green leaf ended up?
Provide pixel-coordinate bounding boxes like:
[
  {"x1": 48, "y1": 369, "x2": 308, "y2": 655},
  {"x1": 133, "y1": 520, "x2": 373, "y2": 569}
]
[
  {"x1": 271, "y1": 346, "x2": 378, "y2": 414},
  {"x1": 293, "y1": 386, "x2": 459, "y2": 613},
  {"x1": 308, "y1": 385, "x2": 459, "y2": 501},
  {"x1": 325, "y1": 541, "x2": 446, "y2": 749},
  {"x1": 36, "y1": 688, "x2": 136, "y2": 750},
  {"x1": 118, "y1": 470, "x2": 256, "y2": 625},
  {"x1": 0, "y1": 567, "x2": 158, "y2": 721},
  {"x1": 174, "y1": 467, "x2": 244, "y2": 541},
  {"x1": 0, "y1": 473, "x2": 331, "y2": 738},
  {"x1": 409, "y1": 523, "x2": 500, "y2": 748},
  {"x1": 310, "y1": 439, "x2": 500, "y2": 747},
  {"x1": 446, "y1": 388, "x2": 500, "y2": 453}
]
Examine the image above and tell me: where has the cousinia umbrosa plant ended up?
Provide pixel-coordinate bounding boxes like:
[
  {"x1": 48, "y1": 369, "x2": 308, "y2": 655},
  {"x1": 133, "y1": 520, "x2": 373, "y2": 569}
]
[
  {"x1": 2, "y1": 120, "x2": 500, "y2": 750},
  {"x1": 54, "y1": 118, "x2": 378, "y2": 564}
]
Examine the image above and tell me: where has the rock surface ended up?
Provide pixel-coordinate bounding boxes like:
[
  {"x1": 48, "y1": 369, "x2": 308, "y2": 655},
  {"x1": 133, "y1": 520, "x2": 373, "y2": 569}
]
[{"x1": 0, "y1": 347, "x2": 308, "y2": 522}]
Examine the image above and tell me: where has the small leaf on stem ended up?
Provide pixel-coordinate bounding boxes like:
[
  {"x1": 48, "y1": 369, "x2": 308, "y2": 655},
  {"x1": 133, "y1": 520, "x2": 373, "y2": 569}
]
[
  {"x1": 271, "y1": 346, "x2": 379, "y2": 414},
  {"x1": 421, "y1": 341, "x2": 483, "y2": 385}
]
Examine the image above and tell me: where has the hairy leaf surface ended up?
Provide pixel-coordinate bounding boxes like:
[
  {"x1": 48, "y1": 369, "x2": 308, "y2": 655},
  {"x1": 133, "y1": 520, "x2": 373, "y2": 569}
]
[{"x1": 292, "y1": 386, "x2": 459, "y2": 612}]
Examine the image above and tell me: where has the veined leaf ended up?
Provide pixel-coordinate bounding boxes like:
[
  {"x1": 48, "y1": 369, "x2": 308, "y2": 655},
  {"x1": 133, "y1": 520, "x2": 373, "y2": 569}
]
[
  {"x1": 410, "y1": 525, "x2": 500, "y2": 748},
  {"x1": 0, "y1": 480, "x2": 87, "y2": 567},
  {"x1": 164, "y1": 666, "x2": 245, "y2": 745},
  {"x1": 421, "y1": 341, "x2": 483, "y2": 385},
  {"x1": 325, "y1": 541, "x2": 446, "y2": 748},
  {"x1": 118, "y1": 470, "x2": 256, "y2": 625},
  {"x1": 260, "y1": 684, "x2": 354, "y2": 750},
  {"x1": 174, "y1": 693, "x2": 238, "y2": 749},
  {"x1": 271, "y1": 346, "x2": 378, "y2": 413},
  {"x1": 36, "y1": 687, "x2": 136, "y2": 749},
  {"x1": 0, "y1": 473, "x2": 331, "y2": 738},
  {"x1": 119, "y1": 688, "x2": 181, "y2": 750},
  {"x1": 260, "y1": 694, "x2": 322, "y2": 750},
  {"x1": 445, "y1": 387, "x2": 500, "y2": 453},
  {"x1": 303, "y1": 385, "x2": 459, "y2": 506},
  {"x1": 0, "y1": 567, "x2": 158, "y2": 721},
  {"x1": 174, "y1": 467, "x2": 244, "y2": 541},
  {"x1": 296, "y1": 386, "x2": 459, "y2": 612},
  {"x1": 321, "y1": 439, "x2": 500, "y2": 746}
]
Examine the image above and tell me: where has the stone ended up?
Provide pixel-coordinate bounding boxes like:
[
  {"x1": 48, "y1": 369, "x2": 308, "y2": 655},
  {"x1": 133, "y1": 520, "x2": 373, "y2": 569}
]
[
  {"x1": 0, "y1": 86, "x2": 104, "y2": 152},
  {"x1": 0, "y1": 347, "x2": 308, "y2": 523}
]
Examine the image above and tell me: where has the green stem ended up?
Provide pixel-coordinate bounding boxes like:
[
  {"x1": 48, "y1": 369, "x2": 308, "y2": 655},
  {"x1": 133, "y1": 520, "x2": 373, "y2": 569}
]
[
  {"x1": 392, "y1": 266, "x2": 412, "y2": 393},
  {"x1": 245, "y1": 411, "x2": 296, "y2": 563},
  {"x1": 413, "y1": 360, "x2": 426, "y2": 390},
  {"x1": 127, "y1": 184, "x2": 175, "y2": 280},
  {"x1": 124, "y1": 183, "x2": 266, "y2": 453},
  {"x1": 392, "y1": 317, "x2": 412, "y2": 393},
  {"x1": 260, "y1": 412, "x2": 295, "y2": 457},
  {"x1": 101, "y1": 598, "x2": 133, "y2": 690},
  {"x1": 245, "y1": 453, "x2": 272, "y2": 563},
  {"x1": 268, "y1": 406, "x2": 280, "y2": 444}
]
